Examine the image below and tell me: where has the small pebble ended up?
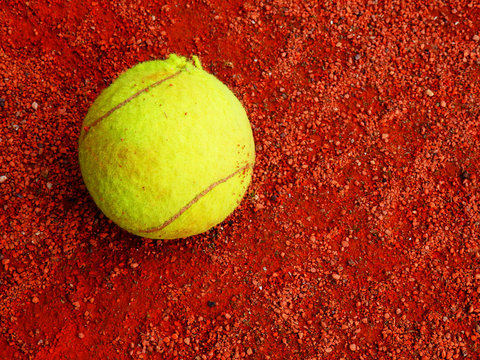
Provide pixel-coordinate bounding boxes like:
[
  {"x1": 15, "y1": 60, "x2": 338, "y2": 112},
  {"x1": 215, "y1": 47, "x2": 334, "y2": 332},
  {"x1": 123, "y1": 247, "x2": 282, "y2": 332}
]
[
  {"x1": 425, "y1": 89, "x2": 434, "y2": 97},
  {"x1": 78, "y1": 332, "x2": 85, "y2": 339},
  {"x1": 349, "y1": 343, "x2": 357, "y2": 351},
  {"x1": 332, "y1": 273, "x2": 341, "y2": 280},
  {"x1": 32, "y1": 296, "x2": 39, "y2": 304},
  {"x1": 473, "y1": 34, "x2": 480, "y2": 41},
  {"x1": 31, "y1": 101, "x2": 39, "y2": 110},
  {"x1": 0, "y1": 176, "x2": 7, "y2": 184}
]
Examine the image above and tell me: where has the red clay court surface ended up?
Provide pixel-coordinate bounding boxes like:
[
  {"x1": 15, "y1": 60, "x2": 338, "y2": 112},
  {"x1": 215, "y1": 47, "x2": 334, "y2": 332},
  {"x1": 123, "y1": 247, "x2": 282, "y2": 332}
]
[{"x1": 1, "y1": 1, "x2": 480, "y2": 359}]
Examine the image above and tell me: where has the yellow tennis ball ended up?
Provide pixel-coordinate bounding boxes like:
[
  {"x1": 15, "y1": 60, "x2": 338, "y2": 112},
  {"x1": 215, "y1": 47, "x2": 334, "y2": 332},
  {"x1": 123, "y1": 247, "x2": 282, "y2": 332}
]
[{"x1": 78, "y1": 54, "x2": 255, "y2": 239}]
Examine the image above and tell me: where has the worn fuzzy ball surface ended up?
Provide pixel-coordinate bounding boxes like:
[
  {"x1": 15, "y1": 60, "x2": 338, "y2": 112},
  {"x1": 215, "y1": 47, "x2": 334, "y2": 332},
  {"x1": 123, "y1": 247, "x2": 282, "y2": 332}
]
[{"x1": 78, "y1": 54, "x2": 255, "y2": 239}]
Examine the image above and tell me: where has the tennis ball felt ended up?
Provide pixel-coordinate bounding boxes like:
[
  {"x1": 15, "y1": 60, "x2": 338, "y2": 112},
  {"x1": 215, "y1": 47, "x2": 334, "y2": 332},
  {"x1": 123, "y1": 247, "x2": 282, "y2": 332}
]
[{"x1": 78, "y1": 54, "x2": 255, "y2": 240}]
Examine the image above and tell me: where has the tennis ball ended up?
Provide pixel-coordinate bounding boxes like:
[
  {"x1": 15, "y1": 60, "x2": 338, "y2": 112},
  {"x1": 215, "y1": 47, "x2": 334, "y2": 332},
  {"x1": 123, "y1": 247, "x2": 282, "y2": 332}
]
[{"x1": 78, "y1": 54, "x2": 255, "y2": 240}]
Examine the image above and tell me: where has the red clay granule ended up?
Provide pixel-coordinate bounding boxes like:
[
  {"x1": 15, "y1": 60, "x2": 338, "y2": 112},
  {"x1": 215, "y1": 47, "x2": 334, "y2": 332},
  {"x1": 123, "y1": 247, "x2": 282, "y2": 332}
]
[{"x1": 1, "y1": 1, "x2": 480, "y2": 359}]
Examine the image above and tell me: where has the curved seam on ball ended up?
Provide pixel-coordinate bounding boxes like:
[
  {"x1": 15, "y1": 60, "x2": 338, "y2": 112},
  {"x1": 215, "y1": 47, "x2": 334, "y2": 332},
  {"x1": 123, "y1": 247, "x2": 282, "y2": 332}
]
[
  {"x1": 80, "y1": 70, "x2": 183, "y2": 142},
  {"x1": 139, "y1": 163, "x2": 254, "y2": 234}
]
